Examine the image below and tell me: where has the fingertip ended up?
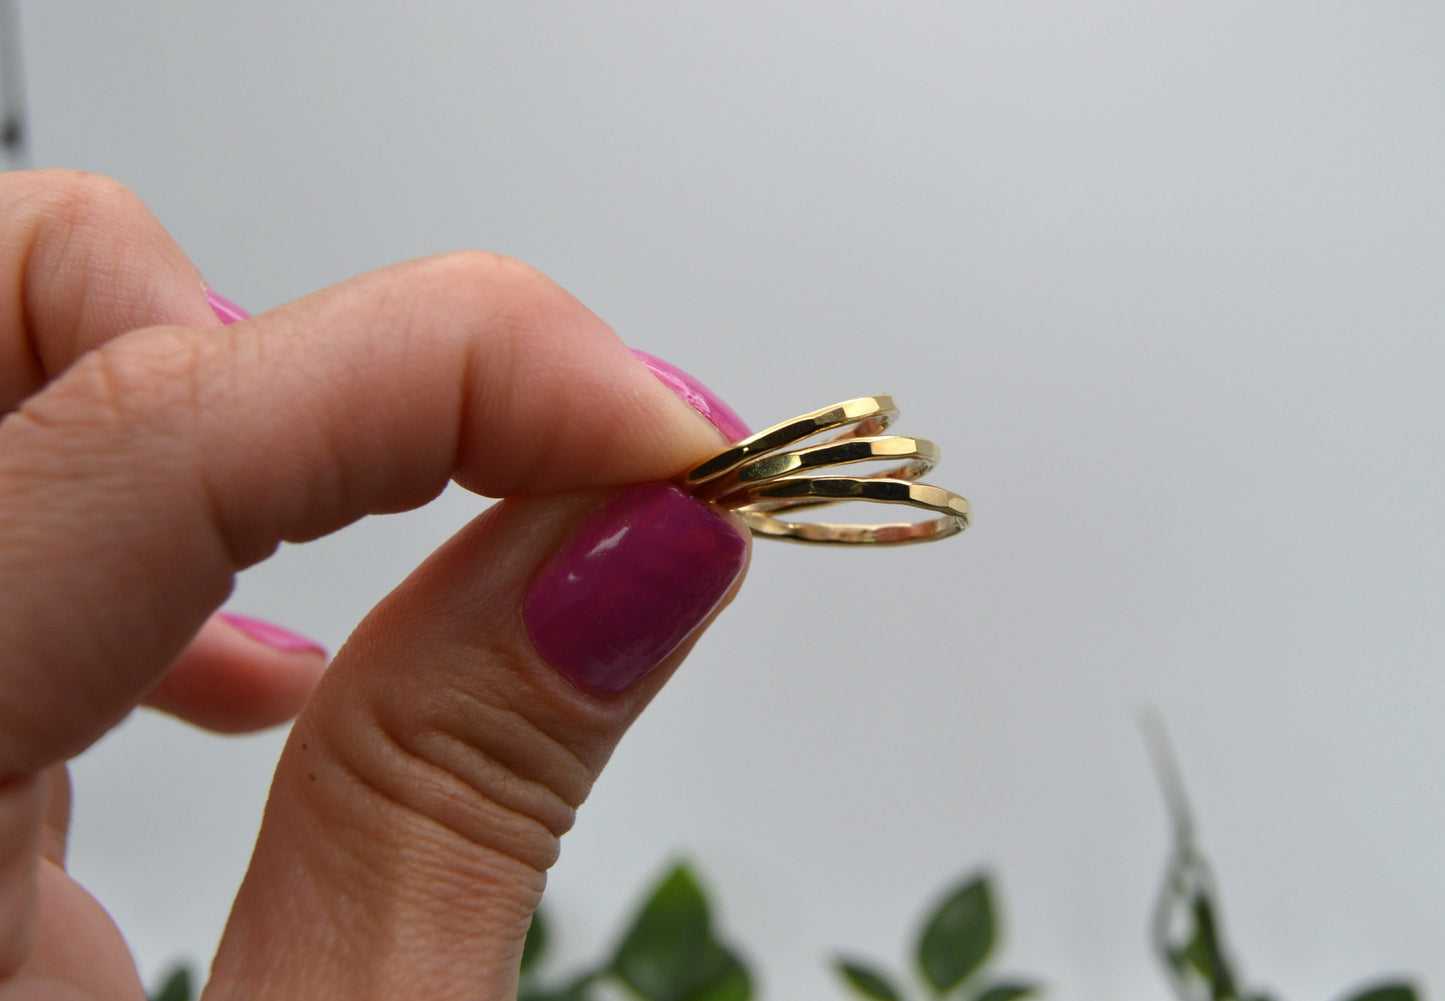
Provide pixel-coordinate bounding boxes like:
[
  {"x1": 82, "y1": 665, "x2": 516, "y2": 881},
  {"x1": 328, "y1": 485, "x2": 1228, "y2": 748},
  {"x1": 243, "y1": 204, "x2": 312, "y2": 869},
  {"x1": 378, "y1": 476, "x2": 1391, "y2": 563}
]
[{"x1": 144, "y1": 614, "x2": 328, "y2": 733}]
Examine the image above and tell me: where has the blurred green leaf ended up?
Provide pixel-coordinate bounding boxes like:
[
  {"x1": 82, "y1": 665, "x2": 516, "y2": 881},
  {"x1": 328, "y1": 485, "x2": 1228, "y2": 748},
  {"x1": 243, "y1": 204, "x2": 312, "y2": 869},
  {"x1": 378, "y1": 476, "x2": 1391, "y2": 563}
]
[
  {"x1": 687, "y1": 954, "x2": 751, "y2": 1001},
  {"x1": 917, "y1": 873, "x2": 996, "y2": 994},
  {"x1": 1181, "y1": 894, "x2": 1238, "y2": 1000},
  {"x1": 835, "y1": 958, "x2": 904, "y2": 1001},
  {"x1": 521, "y1": 909, "x2": 549, "y2": 976},
  {"x1": 610, "y1": 864, "x2": 709, "y2": 999},
  {"x1": 1339, "y1": 984, "x2": 1419, "y2": 1001},
  {"x1": 149, "y1": 965, "x2": 193, "y2": 1001},
  {"x1": 610, "y1": 864, "x2": 750, "y2": 1001},
  {"x1": 970, "y1": 981, "x2": 1038, "y2": 1001},
  {"x1": 1176, "y1": 932, "x2": 1206, "y2": 975}
]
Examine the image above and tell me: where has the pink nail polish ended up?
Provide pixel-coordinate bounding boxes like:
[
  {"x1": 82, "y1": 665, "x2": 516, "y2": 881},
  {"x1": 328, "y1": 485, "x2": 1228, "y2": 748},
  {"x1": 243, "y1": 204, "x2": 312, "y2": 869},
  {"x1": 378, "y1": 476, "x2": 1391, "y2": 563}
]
[
  {"x1": 205, "y1": 289, "x2": 250, "y2": 325},
  {"x1": 631, "y1": 350, "x2": 751, "y2": 444},
  {"x1": 523, "y1": 484, "x2": 747, "y2": 697},
  {"x1": 220, "y1": 612, "x2": 327, "y2": 656}
]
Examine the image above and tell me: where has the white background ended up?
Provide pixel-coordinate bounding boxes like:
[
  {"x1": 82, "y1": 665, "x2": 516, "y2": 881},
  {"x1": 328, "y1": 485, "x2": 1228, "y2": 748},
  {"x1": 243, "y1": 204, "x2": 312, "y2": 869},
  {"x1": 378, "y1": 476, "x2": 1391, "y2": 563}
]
[{"x1": 16, "y1": 4, "x2": 1445, "y2": 999}]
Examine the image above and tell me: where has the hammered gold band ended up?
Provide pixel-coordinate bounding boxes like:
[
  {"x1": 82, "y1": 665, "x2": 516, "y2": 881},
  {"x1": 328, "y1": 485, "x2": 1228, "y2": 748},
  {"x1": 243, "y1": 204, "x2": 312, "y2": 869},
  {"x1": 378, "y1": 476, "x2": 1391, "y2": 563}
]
[
  {"x1": 684, "y1": 395, "x2": 899, "y2": 486},
  {"x1": 695, "y1": 435, "x2": 939, "y2": 504},
  {"x1": 682, "y1": 395, "x2": 970, "y2": 546},
  {"x1": 738, "y1": 478, "x2": 970, "y2": 544}
]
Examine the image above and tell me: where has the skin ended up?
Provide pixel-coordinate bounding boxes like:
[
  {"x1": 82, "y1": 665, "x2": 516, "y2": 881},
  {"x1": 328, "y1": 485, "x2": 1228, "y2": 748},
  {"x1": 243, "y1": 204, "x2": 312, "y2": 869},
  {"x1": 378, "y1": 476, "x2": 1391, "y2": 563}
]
[{"x1": 0, "y1": 169, "x2": 750, "y2": 1000}]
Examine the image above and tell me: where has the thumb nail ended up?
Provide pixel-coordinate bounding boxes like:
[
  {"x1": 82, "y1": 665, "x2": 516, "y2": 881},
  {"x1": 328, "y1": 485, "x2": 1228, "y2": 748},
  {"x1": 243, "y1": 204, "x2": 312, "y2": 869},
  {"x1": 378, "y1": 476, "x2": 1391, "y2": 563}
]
[{"x1": 523, "y1": 483, "x2": 747, "y2": 697}]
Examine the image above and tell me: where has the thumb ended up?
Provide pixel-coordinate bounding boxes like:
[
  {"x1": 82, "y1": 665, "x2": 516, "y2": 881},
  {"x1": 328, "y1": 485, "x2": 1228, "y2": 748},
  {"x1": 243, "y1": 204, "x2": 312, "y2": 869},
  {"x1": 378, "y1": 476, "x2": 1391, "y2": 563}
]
[{"x1": 206, "y1": 484, "x2": 749, "y2": 1000}]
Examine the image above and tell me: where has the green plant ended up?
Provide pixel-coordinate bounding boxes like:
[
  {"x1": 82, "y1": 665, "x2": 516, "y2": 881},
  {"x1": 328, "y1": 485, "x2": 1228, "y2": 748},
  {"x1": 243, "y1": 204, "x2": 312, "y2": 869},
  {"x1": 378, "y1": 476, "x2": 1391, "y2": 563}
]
[
  {"x1": 520, "y1": 862, "x2": 751, "y2": 1001},
  {"x1": 148, "y1": 965, "x2": 192, "y2": 1001},
  {"x1": 145, "y1": 731, "x2": 1427, "y2": 1001},
  {"x1": 833, "y1": 872, "x2": 1038, "y2": 1001},
  {"x1": 1144, "y1": 719, "x2": 1418, "y2": 1001}
]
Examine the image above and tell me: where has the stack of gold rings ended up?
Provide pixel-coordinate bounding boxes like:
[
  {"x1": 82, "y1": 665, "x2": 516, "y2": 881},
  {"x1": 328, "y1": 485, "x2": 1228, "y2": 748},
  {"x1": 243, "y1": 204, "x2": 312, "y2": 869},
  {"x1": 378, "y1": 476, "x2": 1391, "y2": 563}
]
[{"x1": 682, "y1": 395, "x2": 970, "y2": 545}]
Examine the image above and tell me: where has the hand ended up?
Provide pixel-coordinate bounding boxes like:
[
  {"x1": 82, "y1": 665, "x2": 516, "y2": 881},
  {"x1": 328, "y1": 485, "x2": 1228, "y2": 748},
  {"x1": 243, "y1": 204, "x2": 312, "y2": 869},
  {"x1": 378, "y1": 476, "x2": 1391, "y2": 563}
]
[{"x1": 0, "y1": 169, "x2": 751, "y2": 1000}]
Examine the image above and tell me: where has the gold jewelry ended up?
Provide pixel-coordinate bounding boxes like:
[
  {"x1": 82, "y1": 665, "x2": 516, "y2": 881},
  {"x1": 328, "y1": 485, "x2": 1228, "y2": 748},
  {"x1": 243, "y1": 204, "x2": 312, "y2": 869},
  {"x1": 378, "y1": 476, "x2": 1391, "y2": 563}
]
[
  {"x1": 694, "y1": 435, "x2": 939, "y2": 504},
  {"x1": 682, "y1": 396, "x2": 970, "y2": 545},
  {"x1": 684, "y1": 395, "x2": 898, "y2": 487}
]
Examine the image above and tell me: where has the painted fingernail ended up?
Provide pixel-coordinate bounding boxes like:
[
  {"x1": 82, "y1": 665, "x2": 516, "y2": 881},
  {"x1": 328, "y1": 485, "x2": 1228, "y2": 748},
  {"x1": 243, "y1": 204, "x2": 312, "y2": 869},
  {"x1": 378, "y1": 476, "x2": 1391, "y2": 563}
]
[
  {"x1": 205, "y1": 289, "x2": 251, "y2": 325},
  {"x1": 632, "y1": 350, "x2": 751, "y2": 444},
  {"x1": 220, "y1": 612, "x2": 327, "y2": 656},
  {"x1": 524, "y1": 483, "x2": 748, "y2": 696}
]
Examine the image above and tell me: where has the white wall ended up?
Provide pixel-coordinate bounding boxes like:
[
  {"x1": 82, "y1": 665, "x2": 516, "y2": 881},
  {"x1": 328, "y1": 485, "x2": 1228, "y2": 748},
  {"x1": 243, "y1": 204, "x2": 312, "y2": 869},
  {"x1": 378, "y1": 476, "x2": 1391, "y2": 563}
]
[{"x1": 19, "y1": 4, "x2": 1445, "y2": 998}]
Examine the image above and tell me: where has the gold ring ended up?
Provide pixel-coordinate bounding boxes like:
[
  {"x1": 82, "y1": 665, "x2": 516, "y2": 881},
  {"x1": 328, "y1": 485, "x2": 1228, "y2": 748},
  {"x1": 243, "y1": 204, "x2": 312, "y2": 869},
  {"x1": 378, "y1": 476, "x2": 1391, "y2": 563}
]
[
  {"x1": 732, "y1": 477, "x2": 970, "y2": 545},
  {"x1": 684, "y1": 395, "x2": 898, "y2": 487},
  {"x1": 696, "y1": 435, "x2": 939, "y2": 504},
  {"x1": 681, "y1": 395, "x2": 970, "y2": 546}
]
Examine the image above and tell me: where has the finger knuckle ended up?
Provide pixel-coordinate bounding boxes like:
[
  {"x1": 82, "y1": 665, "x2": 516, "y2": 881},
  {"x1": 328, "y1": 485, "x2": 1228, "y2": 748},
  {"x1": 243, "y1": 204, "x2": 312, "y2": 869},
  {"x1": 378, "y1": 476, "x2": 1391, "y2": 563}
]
[
  {"x1": 16, "y1": 326, "x2": 205, "y2": 439},
  {"x1": 434, "y1": 249, "x2": 546, "y2": 290},
  {"x1": 426, "y1": 250, "x2": 559, "y2": 332},
  {"x1": 15, "y1": 170, "x2": 152, "y2": 243},
  {"x1": 305, "y1": 653, "x2": 596, "y2": 879}
]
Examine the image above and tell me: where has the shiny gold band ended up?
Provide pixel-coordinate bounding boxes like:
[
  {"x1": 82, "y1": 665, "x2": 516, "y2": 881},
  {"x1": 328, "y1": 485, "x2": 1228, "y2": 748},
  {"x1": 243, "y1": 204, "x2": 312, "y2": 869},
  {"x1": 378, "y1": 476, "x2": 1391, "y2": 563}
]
[
  {"x1": 684, "y1": 395, "x2": 898, "y2": 487},
  {"x1": 682, "y1": 395, "x2": 970, "y2": 546},
  {"x1": 734, "y1": 477, "x2": 970, "y2": 545},
  {"x1": 696, "y1": 435, "x2": 939, "y2": 504}
]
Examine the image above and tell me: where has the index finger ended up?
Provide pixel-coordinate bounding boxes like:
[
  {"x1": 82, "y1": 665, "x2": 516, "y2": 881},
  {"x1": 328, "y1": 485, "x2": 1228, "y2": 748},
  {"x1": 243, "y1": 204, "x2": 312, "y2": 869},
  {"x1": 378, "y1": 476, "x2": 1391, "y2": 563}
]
[
  {"x1": 0, "y1": 170, "x2": 221, "y2": 411},
  {"x1": 0, "y1": 250, "x2": 728, "y2": 779}
]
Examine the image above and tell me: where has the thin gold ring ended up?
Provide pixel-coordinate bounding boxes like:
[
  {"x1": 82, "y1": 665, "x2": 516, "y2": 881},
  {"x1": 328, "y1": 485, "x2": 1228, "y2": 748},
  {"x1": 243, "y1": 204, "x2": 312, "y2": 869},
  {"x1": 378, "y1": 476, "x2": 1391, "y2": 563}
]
[
  {"x1": 697, "y1": 435, "x2": 939, "y2": 504},
  {"x1": 734, "y1": 477, "x2": 970, "y2": 545},
  {"x1": 682, "y1": 394, "x2": 969, "y2": 545},
  {"x1": 684, "y1": 395, "x2": 898, "y2": 487}
]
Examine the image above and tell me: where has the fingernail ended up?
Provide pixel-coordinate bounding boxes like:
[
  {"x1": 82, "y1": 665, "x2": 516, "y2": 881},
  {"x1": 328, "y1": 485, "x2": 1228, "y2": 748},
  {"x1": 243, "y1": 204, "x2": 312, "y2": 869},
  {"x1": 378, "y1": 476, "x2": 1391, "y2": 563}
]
[
  {"x1": 631, "y1": 350, "x2": 751, "y2": 444},
  {"x1": 220, "y1": 612, "x2": 327, "y2": 656},
  {"x1": 524, "y1": 483, "x2": 748, "y2": 697},
  {"x1": 205, "y1": 289, "x2": 251, "y2": 325}
]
